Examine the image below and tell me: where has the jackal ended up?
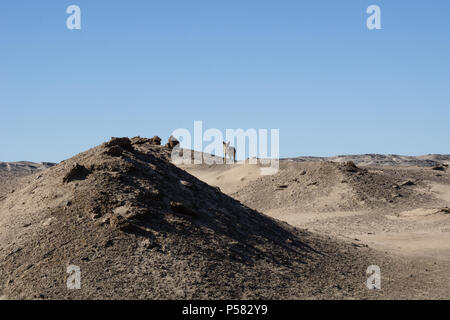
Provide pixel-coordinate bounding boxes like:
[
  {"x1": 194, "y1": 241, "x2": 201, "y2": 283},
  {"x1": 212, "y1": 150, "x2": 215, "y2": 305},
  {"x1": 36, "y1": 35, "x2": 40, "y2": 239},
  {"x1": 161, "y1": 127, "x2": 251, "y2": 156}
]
[{"x1": 223, "y1": 141, "x2": 236, "y2": 164}]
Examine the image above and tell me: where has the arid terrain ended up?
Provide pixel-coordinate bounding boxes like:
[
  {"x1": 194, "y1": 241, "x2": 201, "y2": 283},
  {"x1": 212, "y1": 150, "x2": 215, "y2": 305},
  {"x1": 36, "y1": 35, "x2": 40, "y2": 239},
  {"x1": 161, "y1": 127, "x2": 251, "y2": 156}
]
[
  {"x1": 1, "y1": 139, "x2": 449, "y2": 299},
  {"x1": 182, "y1": 155, "x2": 450, "y2": 299}
]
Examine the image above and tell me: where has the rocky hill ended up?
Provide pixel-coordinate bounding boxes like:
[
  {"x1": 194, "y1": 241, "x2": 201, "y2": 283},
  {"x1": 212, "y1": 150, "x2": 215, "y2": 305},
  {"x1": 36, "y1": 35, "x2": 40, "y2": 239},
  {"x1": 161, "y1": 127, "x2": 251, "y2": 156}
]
[{"x1": 232, "y1": 161, "x2": 447, "y2": 214}]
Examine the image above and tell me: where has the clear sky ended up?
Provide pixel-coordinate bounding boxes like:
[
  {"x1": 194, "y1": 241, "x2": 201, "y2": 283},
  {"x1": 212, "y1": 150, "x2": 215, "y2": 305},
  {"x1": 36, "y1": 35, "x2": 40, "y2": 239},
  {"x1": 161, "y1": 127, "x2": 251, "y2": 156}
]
[{"x1": 1, "y1": 1, "x2": 449, "y2": 162}]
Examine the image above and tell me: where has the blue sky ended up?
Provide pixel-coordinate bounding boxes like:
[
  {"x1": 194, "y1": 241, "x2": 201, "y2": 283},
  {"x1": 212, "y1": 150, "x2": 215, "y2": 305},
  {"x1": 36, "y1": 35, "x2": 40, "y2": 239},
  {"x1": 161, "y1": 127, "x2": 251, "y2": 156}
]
[{"x1": 1, "y1": 1, "x2": 449, "y2": 162}]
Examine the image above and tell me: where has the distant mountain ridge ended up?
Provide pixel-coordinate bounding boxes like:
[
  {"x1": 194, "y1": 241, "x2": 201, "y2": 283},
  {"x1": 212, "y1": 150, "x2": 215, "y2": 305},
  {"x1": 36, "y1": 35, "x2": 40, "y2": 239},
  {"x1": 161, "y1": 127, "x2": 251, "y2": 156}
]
[
  {"x1": 283, "y1": 154, "x2": 450, "y2": 167},
  {"x1": 0, "y1": 161, "x2": 56, "y2": 173},
  {"x1": 0, "y1": 162, "x2": 56, "y2": 198}
]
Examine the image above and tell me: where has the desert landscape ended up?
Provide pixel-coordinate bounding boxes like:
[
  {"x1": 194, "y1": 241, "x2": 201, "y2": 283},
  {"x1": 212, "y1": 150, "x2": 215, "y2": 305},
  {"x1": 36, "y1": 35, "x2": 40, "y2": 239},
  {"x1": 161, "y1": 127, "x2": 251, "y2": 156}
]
[{"x1": 0, "y1": 136, "x2": 449, "y2": 299}]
